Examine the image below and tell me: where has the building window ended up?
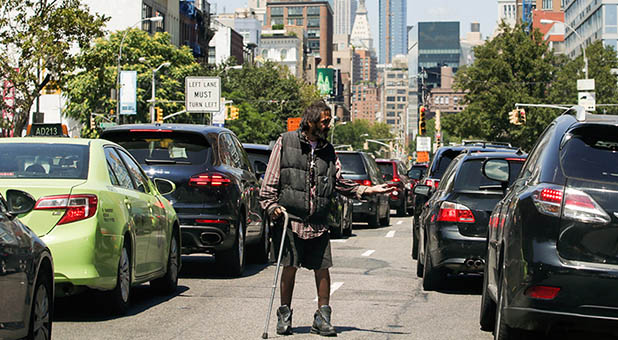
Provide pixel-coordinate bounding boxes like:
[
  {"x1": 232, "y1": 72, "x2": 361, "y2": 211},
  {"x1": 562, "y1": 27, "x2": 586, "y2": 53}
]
[
  {"x1": 397, "y1": 89, "x2": 406, "y2": 94},
  {"x1": 386, "y1": 96, "x2": 396, "y2": 102},
  {"x1": 307, "y1": 18, "x2": 320, "y2": 27},
  {"x1": 606, "y1": 4, "x2": 617, "y2": 33},
  {"x1": 336, "y1": 58, "x2": 341, "y2": 64},
  {"x1": 142, "y1": 4, "x2": 153, "y2": 32},
  {"x1": 271, "y1": 18, "x2": 283, "y2": 26},
  {"x1": 308, "y1": 29, "x2": 320, "y2": 38},
  {"x1": 604, "y1": 39, "x2": 618, "y2": 51},
  {"x1": 542, "y1": 0, "x2": 552, "y2": 9},
  {"x1": 288, "y1": 7, "x2": 303, "y2": 16},
  {"x1": 434, "y1": 97, "x2": 439, "y2": 104},
  {"x1": 397, "y1": 96, "x2": 406, "y2": 102},
  {"x1": 307, "y1": 6, "x2": 320, "y2": 16},
  {"x1": 387, "y1": 111, "x2": 396, "y2": 117},
  {"x1": 280, "y1": 49, "x2": 287, "y2": 61},
  {"x1": 288, "y1": 18, "x2": 303, "y2": 25},
  {"x1": 271, "y1": 7, "x2": 283, "y2": 16},
  {"x1": 386, "y1": 119, "x2": 396, "y2": 125},
  {"x1": 445, "y1": 97, "x2": 449, "y2": 104},
  {"x1": 308, "y1": 39, "x2": 320, "y2": 50}
]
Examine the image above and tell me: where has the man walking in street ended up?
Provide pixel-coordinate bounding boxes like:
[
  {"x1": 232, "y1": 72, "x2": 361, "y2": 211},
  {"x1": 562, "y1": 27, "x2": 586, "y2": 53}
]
[{"x1": 259, "y1": 100, "x2": 393, "y2": 337}]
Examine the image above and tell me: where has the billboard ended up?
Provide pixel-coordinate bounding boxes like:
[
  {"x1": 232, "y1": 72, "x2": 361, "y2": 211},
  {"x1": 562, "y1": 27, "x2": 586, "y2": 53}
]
[
  {"x1": 317, "y1": 68, "x2": 334, "y2": 96},
  {"x1": 119, "y1": 70, "x2": 137, "y2": 115}
]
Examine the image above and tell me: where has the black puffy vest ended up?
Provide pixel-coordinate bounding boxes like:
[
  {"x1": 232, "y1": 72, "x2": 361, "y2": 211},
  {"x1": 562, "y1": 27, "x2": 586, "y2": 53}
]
[{"x1": 279, "y1": 130, "x2": 336, "y2": 224}]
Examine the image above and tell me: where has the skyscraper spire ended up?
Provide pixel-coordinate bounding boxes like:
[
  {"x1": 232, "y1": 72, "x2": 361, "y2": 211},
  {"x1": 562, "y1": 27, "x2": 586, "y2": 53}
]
[{"x1": 350, "y1": 0, "x2": 373, "y2": 51}]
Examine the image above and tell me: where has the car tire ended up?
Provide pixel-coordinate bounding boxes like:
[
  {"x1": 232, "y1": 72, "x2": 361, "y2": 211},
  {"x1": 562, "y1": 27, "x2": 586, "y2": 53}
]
[
  {"x1": 343, "y1": 214, "x2": 352, "y2": 237},
  {"x1": 217, "y1": 216, "x2": 246, "y2": 277},
  {"x1": 380, "y1": 207, "x2": 390, "y2": 226},
  {"x1": 422, "y1": 242, "x2": 445, "y2": 291},
  {"x1": 151, "y1": 231, "x2": 179, "y2": 295},
  {"x1": 397, "y1": 195, "x2": 407, "y2": 217},
  {"x1": 494, "y1": 273, "x2": 524, "y2": 340},
  {"x1": 109, "y1": 241, "x2": 131, "y2": 315},
  {"x1": 28, "y1": 268, "x2": 52, "y2": 340},
  {"x1": 411, "y1": 226, "x2": 418, "y2": 260},
  {"x1": 480, "y1": 269, "x2": 496, "y2": 331}
]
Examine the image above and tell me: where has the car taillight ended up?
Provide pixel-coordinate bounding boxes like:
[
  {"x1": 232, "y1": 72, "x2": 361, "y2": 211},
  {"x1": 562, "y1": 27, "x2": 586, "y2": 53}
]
[
  {"x1": 354, "y1": 179, "x2": 372, "y2": 186},
  {"x1": 189, "y1": 173, "x2": 231, "y2": 187},
  {"x1": 425, "y1": 179, "x2": 440, "y2": 189},
  {"x1": 392, "y1": 176, "x2": 400, "y2": 182},
  {"x1": 196, "y1": 219, "x2": 229, "y2": 225},
  {"x1": 436, "y1": 201, "x2": 475, "y2": 223},
  {"x1": 525, "y1": 286, "x2": 560, "y2": 300},
  {"x1": 532, "y1": 185, "x2": 610, "y2": 224},
  {"x1": 34, "y1": 194, "x2": 98, "y2": 225}
]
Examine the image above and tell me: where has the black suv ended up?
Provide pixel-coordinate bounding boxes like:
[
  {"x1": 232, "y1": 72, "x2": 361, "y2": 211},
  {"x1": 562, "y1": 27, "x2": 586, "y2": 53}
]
[
  {"x1": 102, "y1": 124, "x2": 267, "y2": 276},
  {"x1": 376, "y1": 158, "x2": 414, "y2": 216},
  {"x1": 413, "y1": 151, "x2": 526, "y2": 291},
  {"x1": 336, "y1": 151, "x2": 390, "y2": 227},
  {"x1": 480, "y1": 110, "x2": 618, "y2": 338},
  {"x1": 411, "y1": 144, "x2": 519, "y2": 259}
]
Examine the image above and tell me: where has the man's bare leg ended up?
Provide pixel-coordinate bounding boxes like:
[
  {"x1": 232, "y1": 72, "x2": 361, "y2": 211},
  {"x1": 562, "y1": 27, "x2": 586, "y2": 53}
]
[
  {"x1": 314, "y1": 268, "x2": 331, "y2": 307},
  {"x1": 280, "y1": 266, "x2": 297, "y2": 306}
]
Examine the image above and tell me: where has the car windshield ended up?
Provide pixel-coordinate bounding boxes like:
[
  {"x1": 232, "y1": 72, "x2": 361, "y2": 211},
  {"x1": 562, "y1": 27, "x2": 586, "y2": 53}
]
[
  {"x1": 0, "y1": 143, "x2": 89, "y2": 179},
  {"x1": 454, "y1": 158, "x2": 524, "y2": 191},
  {"x1": 377, "y1": 163, "x2": 394, "y2": 177},
  {"x1": 337, "y1": 153, "x2": 366, "y2": 174},
  {"x1": 106, "y1": 131, "x2": 211, "y2": 166},
  {"x1": 560, "y1": 125, "x2": 618, "y2": 183},
  {"x1": 408, "y1": 168, "x2": 425, "y2": 180}
]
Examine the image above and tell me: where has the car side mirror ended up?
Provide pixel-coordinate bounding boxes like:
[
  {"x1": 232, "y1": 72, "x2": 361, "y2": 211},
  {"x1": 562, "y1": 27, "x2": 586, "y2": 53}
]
[
  {"x1": 5, "y1": 189, "x2": 36, "y2": 216},
  {"x1": 482, "y1": 159, "x2": 510, "y2": 191},
  {"x1": 413, "y1": 185, "x2": 431, "y2": 197},
  {"x1": 154, "y1": 178, "x2": 176, "y2": 195}
]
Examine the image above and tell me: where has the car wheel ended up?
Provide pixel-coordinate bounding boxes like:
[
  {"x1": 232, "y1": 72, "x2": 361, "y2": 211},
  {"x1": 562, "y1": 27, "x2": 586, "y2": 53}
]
[
  {"x1": 411, "y1": 226, "x2": 418, "y2": 260},
  {"x1": 343, "y1": 213, "x2": 352, "y2": 237},
  {"x1": 217, "y1": 217, "x2": 246, "y2": 277},
  {"x1": 494, "y1": 274, "x2": 524, "y2": 340},
  {"x1": 422, "y1": 241, "x2": 445, "y2": 291},
  {"x1": 109, "y1": 241, "x2": 131, "y2": 315},
  {"x1": 28, "y1": 269, "x2": 52, "y2": 340},
  {"x1": 151, "y1": 231, "x2": 179, "y2": 295},
  {"x1": 397, "y1": 195, "x2": 407, "y2": 217},
  {"x1": 480, "y1": 269, "x2": 496, "y2": 331},
  {"x1": 380, "y1": 207, "x2": 390, "y2": 226}
]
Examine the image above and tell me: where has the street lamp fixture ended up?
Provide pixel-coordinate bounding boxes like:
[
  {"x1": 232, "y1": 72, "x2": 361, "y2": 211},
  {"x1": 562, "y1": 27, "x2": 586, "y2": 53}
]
[
  {"x1": 150, "y1": 61, "x2": 171, "y2": 123},
  {"x1": 540, "y1": 19, "x2": 588, "y2": 79},
  {"x1": 116, "y1": 16, "x2": 164, "y2": 124}
]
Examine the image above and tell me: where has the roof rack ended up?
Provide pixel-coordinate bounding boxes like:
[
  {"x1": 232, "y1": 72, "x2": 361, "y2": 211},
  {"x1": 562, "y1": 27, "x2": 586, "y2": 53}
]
[{"x1": 461, "y1": 140, "x2": 513, "y2": 148}]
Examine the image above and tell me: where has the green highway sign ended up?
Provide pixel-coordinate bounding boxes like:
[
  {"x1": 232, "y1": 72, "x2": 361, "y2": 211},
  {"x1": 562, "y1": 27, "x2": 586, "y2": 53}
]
[{"x1": 99, "y1": 122, "x2": 117, "y2": 129}]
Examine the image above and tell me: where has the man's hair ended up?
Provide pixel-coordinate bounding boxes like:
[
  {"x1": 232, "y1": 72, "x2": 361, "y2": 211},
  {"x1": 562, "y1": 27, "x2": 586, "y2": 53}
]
[{"x1": 300, "y1": 100, "x2": 331, "y2": 131}]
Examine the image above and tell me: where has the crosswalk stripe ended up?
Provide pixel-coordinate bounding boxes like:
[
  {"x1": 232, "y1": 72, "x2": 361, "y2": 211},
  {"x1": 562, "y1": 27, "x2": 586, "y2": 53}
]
[
  {"x1": 362, "y1": 250, "x2": 375, "y2": 257},
  {"x1": 386, "y1": 230, "x2": 396, "y2": 238}
]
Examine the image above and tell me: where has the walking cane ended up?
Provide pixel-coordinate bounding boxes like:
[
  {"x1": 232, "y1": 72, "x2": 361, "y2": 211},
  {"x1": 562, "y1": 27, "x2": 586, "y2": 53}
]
[{"x1": 261, "y1": 210, "x2": 289, "y2": 339}]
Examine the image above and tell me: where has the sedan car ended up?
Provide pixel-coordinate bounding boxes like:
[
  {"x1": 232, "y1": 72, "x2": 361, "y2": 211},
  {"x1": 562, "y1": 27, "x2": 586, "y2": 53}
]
[
  {"x1": 481, "y1": 110, "x2": 618, "y2": 339},
  {"x1": 0, "y1": 138, "x2": 180, "y2": 315},
  {"x1": 0, "y1": 190, "x2": 53, "y2": 340},
  {"x1": 102, "y1": 124, "x2": 266, "y2": 275},
  {"x1": 336, "y1": 151, "x2": 390, "y2": 227},
  {"x1": 414, "y1": 151, "x2": 526, "y2": 291}
]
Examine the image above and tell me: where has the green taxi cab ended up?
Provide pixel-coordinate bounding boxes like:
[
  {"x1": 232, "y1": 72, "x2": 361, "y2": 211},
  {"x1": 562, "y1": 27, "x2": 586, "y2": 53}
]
[{"x1": 0, "y1": 137, "x2": 181, "y2": 314}]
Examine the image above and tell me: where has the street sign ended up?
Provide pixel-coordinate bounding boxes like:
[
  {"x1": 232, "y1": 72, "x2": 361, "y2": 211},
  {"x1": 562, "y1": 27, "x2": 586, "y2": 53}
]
[
  {"x1": 416, "y1": 151, "x2": 429, "y2": 163},
  {"x1": 185, "y1": 76, "x2": 221, "y2": 113},
  {"x1": 416, "y1": 136, "x2": 431, "y2": 152},
  {"x1": 119, "y1": 71, "x2": 137, "y2": 115},
  {"x1": 578, "y1": 91, "x2": 596, "y2": 111},
  {"x1": 287, "y1": 117, "x2": 301, "y2": 132},
  {"x1": 99, "y1": 122, "x2": 117, "y2": 130}
]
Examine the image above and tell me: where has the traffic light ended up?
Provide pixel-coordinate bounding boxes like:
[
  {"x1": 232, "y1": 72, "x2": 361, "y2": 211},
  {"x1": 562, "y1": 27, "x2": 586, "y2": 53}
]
[
  {"x1": 230, "y1": 106, "x2": 239, "y2": 120},
  {"x1": 419, "y1": 106, "x2": 427, "y2": 135},
  {"x1": 90, "y1": 114, "x2": 95, "y2": 129},
  {"x1": 508, "y1": 109, "x2": 521, "y2": 125},
  {"x1": 155, "y1": 107, "x2": 163, "y2": 123},
  {"x1": 519, "y1": 108, "x2": 526, "y2": 124}
]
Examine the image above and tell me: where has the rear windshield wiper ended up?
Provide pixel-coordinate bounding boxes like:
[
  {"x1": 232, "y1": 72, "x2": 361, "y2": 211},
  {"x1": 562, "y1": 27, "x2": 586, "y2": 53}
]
[
  {"x1": 144, "y1": 158, "x2": 192, "y2": 165},
  {"x1": 478, "y1": 184, "x2": 504, "y2": 190}
]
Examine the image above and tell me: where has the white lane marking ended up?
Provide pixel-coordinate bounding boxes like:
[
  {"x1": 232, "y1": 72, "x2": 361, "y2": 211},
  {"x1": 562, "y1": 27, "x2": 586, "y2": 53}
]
[
  {"x1": 314, "y1": 282, "x2": 344, "y2": 301},
  {"x1": 386, "y1": 230, "x2": 396, "y2": 238},
  {"x1": 330, "y1": 239, "x2": 347, "y2": 243},
  {"x1": 362, "y1": 250, "x2": 375, "y2": 257},
  {"x1": 397, "y1": 220, "x2": 403, "y2": 225}
]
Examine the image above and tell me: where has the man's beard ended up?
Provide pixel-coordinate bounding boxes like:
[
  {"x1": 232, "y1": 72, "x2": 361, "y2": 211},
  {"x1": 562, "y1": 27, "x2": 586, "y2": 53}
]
[{"x1": 313, "y1": 126, "x2": 330, "y2": 140}]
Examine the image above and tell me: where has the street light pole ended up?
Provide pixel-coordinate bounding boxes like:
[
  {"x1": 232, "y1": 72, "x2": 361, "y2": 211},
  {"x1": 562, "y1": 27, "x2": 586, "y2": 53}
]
[
  {"x1": 116, "y1": 16, "x2": 163, "y2": 124},
  {"x1": 150, "y1": 62, "x2": 171, "y2": 123},
  {"x1": 540, "y1": 19, "x2": 588, "y2": 79}
]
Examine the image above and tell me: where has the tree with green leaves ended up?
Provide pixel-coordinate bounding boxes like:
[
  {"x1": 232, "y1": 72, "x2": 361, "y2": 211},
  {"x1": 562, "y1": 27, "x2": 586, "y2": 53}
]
[
  {"x1": 0, "y1": 0, "x2": 107, "y2": 136},
  {"x1": 329, "y1": 119, "x2": 393, "y2": 156},
  {"x1": 63, "y1": 29, "x2": 202, "y2": 137}
]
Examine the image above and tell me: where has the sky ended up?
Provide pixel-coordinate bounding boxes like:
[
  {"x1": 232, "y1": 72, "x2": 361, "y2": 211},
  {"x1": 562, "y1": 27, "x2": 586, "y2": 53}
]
[{"x1": 210, "y1": 0, "x2": 499, "y2": 47}]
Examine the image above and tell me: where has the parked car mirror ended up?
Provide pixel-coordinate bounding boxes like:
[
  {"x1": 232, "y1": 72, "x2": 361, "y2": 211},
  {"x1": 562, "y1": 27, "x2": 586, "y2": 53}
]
[
  {"x1": 5, "y1": 189, "x2": 36, "y2": 216},
  {"x1": 483, "y1": 159, "x2": 510, "y2": 183},
  {"x1": 413, "y1": 185, "x2": 431, "y2": 197},
  {"x1": 154, "y1": 178, "x2": 176, "y2": 195}
]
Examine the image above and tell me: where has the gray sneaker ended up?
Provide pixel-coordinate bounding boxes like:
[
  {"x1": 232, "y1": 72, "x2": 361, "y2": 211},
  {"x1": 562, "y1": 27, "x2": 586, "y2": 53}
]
[
  {"x1": 276, "y1": 305, "x2": 293, "y2": 335},
  {"x1": 311, "y1": 305, "x2": 337, "y2": 337}
]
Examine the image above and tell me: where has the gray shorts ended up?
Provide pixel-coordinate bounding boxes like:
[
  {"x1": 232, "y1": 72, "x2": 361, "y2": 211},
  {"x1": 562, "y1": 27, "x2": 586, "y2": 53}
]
[{"x1": 272, "y1": 226, "x2": 332, "y2": 270}]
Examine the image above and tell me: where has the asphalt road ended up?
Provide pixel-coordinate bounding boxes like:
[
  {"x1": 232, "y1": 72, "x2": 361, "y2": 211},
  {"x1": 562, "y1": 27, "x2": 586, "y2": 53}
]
[{"x1": 52, "y1": 214, "x2": 492, "y2": 340}]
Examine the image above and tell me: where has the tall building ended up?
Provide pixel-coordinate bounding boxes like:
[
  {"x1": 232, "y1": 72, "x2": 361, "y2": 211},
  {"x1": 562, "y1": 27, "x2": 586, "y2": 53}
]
[
  {"x1": 498, "y1": 0, "x2": 518, "y2": 27},
  {"x1": 418, "y1": 22, "x2": 460, "y2": 94},
  {"x1": 265, "y1": 1, "x2": 334, "y2": 66},
  {"x1": 259, "y1": 26, "x2": 307, "y2": 79},
  {"x1": 379, "y1": 0, "x2": 407, "y2": 64},
  {"x1": 334, "y1": 0, "x2": 357, "y2": 35},
  {"x1": 355, "y1": 49, "x2": 377, "y2": 82},
  {"x1": 563, "y1": 0, "x2": 614, "y2": 58},
  {"x1": 381, "y1": 55, "x2": 409, "y2": 142},
  {"x1": 351, "y1": 84, "x2": 380, "y2": 121},
  {"x1": 460, "y1": 23, "x2": 483, "y2": 66},
  {"x1": 248, "y1": 0, "x2": 267, "y2": 25},
  {"x1": 350, "y1": 0, "x2": 374, "y2": 51}
]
